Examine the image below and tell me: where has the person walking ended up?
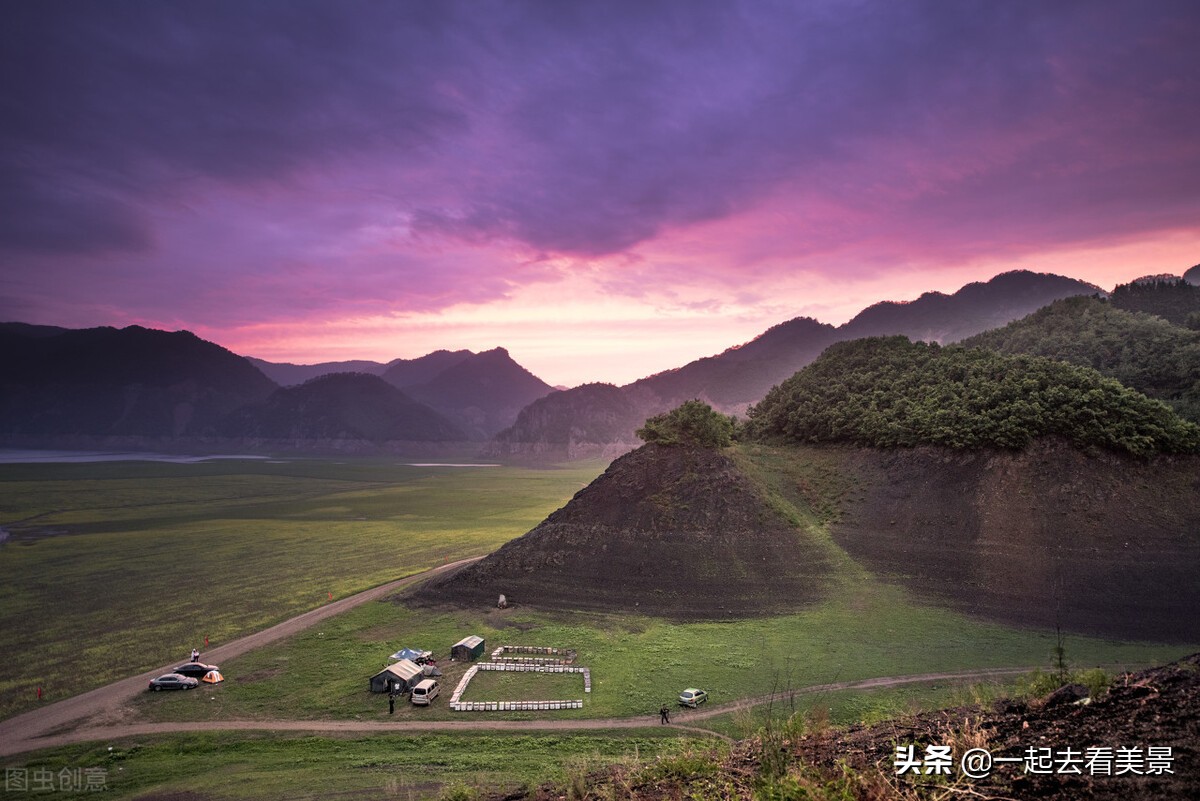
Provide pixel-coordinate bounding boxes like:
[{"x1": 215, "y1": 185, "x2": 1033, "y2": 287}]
[{"x1": 659, "y1": 704, "x2": 670, "y2": 724}]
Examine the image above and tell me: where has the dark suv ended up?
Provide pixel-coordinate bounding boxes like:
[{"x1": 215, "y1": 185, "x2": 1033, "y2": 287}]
[{"x1": 172, "y1": 662, "x2": 219, "y2": 680}]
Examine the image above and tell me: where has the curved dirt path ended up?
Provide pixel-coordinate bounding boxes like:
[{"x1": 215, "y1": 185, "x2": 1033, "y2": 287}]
[
  {"x1": 0, "y1": 557, "x2": 482, "y2": 757},
  {"x1": 4, "y1": 659, "x2": 1035, "y2": 755}
]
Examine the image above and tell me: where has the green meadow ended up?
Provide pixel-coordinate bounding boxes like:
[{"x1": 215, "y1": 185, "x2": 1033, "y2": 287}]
[
  {"x1": 128, "y1": 575, "x2": 1191, "y2": 726},
  {"x1": 0, "y1": 457, "x2": 605, "y2": 721},
  {"x1": 1, "y1": 730, "x2": 697, "y2": 801},
  {"x1": 2, "y1": 447, "x2": 1196, "y2": 800}
]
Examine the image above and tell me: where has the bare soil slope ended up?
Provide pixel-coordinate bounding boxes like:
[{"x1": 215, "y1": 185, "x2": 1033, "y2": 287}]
[
  {"x1": 831, "y1": 439, "x2": 1200, "y2": 642},
  {"x1": 791, "y1": 653, "x2": 1200, "y2": 801},
  {"x1": 422, "y1": 444, "x2": 833, "y2": 619}
]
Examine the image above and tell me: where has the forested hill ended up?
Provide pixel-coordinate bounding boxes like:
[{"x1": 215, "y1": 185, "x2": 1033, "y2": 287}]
[
  {"x1": 1109, "y1": 276, "x2": 1200, "y2": 326},
  {"x1": 217, "y1": 373, "x2": 465, "y2": 442},
  {"x1": 746, "y1": 336, "x2": 1200, "y2": 456},
  {"x1": 962, "y1": 296, "x2": 1200, "y2": 421}
]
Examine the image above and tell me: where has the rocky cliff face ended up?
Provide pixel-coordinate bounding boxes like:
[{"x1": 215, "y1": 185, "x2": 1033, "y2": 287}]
[{"x1": 831, "y1": 439, "x2": 1200, "y2": 642}]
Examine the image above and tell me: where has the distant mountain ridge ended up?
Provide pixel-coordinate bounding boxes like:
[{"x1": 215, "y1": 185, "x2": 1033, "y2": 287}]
[
  {"x1": 0, "y1": 325, "x2": 549, "y2": 451},
  {"x1": 491, "y1": 270, "x2": 1102, "y2": 458},
  {"x1": 0, "y1": 268, "x2": 1155, "y2": 457},
  {"x1": 251, "y1": 348, "x2": 553, "y2": 439},
  {"x1": 400, "y1": 347, "x2": 556, "y2": 440},
  {"x1": 218, "y1": 372, "x2": 464, "y2": 442},
  {"x1": 838, "y1": 270, "x2": 1104, "y2": 342},
  {"x1": 483, "y1": 383, "x2": 645, "y2": 460},
  {"x1": 0, "y1": 324, "x2": 277, "y2": 438},
  {"x1": 248, "y1": 357, "x2": 393, "y2": 386},
  {"x1": 250, "y1": 349, "x2": 474, "y2": 387}
]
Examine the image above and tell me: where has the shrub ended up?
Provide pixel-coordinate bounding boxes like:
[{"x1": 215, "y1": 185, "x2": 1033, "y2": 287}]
[{"x1": 636, "y1": 400, "x2": 736, "y2": 448}]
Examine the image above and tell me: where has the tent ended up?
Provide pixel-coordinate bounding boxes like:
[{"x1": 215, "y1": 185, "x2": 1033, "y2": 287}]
[
  {"x1": 202, "y1": 670, "x2": 224, "y2": 684},
  {"x1": 389, "y1": 647, "x2": 431, "y2": 662},
  {"x1": 369, "y1": 658, "x2": 423, "y2": 694},
  {"x1": 450, "y1": 635, "x2": 485, "y2": 662}
]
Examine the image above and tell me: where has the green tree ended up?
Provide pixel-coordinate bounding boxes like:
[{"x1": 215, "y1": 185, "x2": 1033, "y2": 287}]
[
  {"x1": 745, "y1": 336, "x2": 1200, "y2": 456},
  {"x1": 636, "y1": 399, "x2": 736, "y2": 448}
]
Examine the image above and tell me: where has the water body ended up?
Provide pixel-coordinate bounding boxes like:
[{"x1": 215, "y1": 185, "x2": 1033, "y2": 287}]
[
  {"x1": 404, "y1": 463, "x2": 501, "y2": 468},
  {"x1": 0, "y1": 449, "x2": 274, "y2": 464}
]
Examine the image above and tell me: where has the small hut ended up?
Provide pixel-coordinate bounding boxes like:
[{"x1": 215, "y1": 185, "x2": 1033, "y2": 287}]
[
  {"x1": 450, "y1": 635, "x2": 485, "y2": 662},
  {"x1": 369, "y1": 658, "x2": 423, "y2": 694}
]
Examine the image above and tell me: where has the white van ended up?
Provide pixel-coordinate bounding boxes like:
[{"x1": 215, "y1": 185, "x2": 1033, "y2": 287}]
[{"x1": 410, "y1": 678, "x2": 439, "y2": 705}]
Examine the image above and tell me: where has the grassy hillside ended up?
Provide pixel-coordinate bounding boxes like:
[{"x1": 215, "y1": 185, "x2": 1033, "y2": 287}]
[{"x1": 424, "y1": 442, "x2": 836, "y2": 619}]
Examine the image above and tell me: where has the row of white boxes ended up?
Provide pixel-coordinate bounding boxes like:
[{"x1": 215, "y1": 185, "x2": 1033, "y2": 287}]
[
  {"x1": 491, "y1": 645, "x2": 567, "y2": 657},
  {"x1": 452, "y1": 700, "x2": 584, "y2": 711},
  {"x1": 448, "y1": 660, "x2": 592, "y2": 711},
  {"x1": 490, "y1": 655, "x2": 569, "y2": 666}
]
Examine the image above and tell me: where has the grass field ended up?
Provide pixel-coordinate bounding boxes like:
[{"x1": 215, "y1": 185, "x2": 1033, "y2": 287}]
[
  {"x1": 459, "y1": 670, "x2": 586, "y2": 703},
  {"x1": 128, "y1": 575, "x2": 1193, "y2": 727},
  {"x1": 3, "y1": 444, "x2": 1197, "y2": 800},
  {"x1": 0, "y1": 730, "x2": 698, "y2": 800},
  {"x1": 0, "y1": 457, "x2": 605, "y2": 721}
]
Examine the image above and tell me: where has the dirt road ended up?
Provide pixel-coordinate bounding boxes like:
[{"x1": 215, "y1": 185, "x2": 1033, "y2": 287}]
[
  {"x1": 0, "y1": 556, "x2": 1039, "y2": 757},
  {"x1": 0, "y1": 557, "x2": 482, "y2": 757},
  {"x1": 3, "y1": 651, "x2": 1033, "y2": 756}
]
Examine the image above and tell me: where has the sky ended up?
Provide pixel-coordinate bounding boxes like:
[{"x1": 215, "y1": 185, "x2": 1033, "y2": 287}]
[{"x1": 2, "y1": 1, "x2": 1199, "y2": 387}]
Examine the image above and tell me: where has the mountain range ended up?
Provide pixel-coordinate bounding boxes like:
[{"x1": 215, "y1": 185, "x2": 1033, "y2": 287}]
[
  {"x1": 0, "y1": 324, "x2": 277, "y2": 440},
  {"x1": 0, "y1": 328, "x2": 550, "y2": 450},
  {"x1": 7, "y1": 266, "x2": 1195, "y2": 456},
  {"x1": 491, "y1": 269, "x2": 1103, "y2": 459}
]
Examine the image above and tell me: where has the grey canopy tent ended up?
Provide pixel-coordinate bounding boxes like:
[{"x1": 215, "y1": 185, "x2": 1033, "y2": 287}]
[{"x1": 389, "y1": 647, "x2": 431, "y2": 662}]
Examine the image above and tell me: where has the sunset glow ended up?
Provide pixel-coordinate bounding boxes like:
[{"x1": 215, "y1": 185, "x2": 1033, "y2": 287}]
[{"x1": 2, "y1": 1, "x2": 1198, "y2": 386}]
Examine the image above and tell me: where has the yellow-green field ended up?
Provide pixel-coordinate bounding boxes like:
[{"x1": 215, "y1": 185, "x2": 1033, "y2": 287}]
[
  {"x1": 2, "y1": 448, "x2": 1196, "y2": 800},
  {"x1": 3, "y1": 730, "x2": 700, "y2": 801},
  {"x1": 0, "y1": 457, "x2": 605, "y2": 720}
]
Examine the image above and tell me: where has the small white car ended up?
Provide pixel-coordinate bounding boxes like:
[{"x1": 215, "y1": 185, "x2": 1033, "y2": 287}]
[
  {"x1": 678, "y1": 688, "x2": 708, "y2": 708},
  {"x1": 410, "y1": 678, "x2": 440, "y2": 705}
]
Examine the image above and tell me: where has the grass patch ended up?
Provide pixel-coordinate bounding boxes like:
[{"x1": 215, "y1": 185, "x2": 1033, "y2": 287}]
[
  {"x1": 459, "y1": 670, "x2": 585, "y2": 703},
  {"x1": 0, "y1": 458, "x2": 605, "y2": 720},
  {"x1": 130, "y1": 580, "x2": 1194, "y2": 727},
  {"x1": 0, "y1": 730, "x2": 690, "y2": 800},
  {"x1": 699, "y1": 678, "x2": 1019, "y2": 739}
]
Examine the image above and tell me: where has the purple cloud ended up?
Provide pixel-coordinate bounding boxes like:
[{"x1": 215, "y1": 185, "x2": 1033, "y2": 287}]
[{"x1": 1, "y1": 0, "x2": 1198, "y2": 330}]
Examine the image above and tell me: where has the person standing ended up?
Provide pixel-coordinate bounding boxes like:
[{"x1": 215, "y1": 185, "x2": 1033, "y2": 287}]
[
  {"x1": 659, "y1": 704, "x2": 670, "y2": 724},
  {"x1": 389, "y1": 690, "x2": 396, "y2": 715}
]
